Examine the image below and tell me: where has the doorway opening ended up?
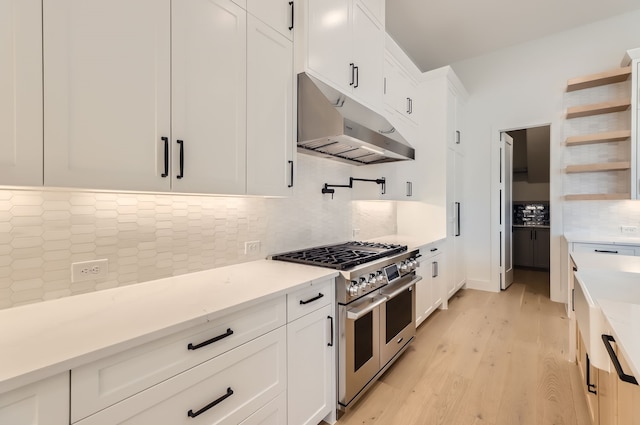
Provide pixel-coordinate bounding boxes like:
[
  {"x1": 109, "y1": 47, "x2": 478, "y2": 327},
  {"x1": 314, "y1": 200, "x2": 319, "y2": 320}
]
[{"x1": 498, "y1": 125, "x2": 551, "y2": 294}]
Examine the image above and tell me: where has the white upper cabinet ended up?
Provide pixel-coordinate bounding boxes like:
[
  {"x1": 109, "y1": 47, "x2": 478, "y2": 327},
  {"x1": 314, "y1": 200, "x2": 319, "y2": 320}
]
[
  {"x1": 302, "y1": 0, "x2": 384, "y2": 111},
  {"x1": 246, "y1": 0, "x2": 294, "y2": 39},
  {"x1": 43, "y1": 0, "x2": 172, "y2": 192},
  {"x1": 246, "y1": 16, "x2": 294, "y2": 196},
  {"x1": 0, "y1": 0, "x2": 43, "y2": 187},
  {"x1": 171, "y1": 0, "x2": 246, "y2": 195},
  {"x1": 357, "y1": 0, "x2": 384, "y2": 26},
  {"x1": 384, "y1": 54, "x2": 419, "y2": 126}
]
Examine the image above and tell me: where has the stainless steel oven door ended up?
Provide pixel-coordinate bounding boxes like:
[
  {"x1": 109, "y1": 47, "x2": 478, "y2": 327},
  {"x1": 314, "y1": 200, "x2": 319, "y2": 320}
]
[
  {"x1": 380, "y1": 273, "x2": 419, "y2": 367},
  {"x1": 339, "y1": 294, "x2": 385, "y2": 407}
]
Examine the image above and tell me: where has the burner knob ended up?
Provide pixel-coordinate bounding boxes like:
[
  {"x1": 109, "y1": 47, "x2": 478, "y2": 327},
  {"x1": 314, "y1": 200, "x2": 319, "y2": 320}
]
[
  {"x1": 368, "y1": 273, "x2": 377, "y2": 285},
  {"x1": 411, "y1": 259, "x2": 419, "y2": 268},
  {"x1": 348, "y1": 283, "x2": 359, "y2": 296},
  {"x1": 358, "y1": 277, "x2": 368, "y2": 291},
  {"x1": 400, "y1": 261, "x2": 409, "y2": 272},
  {"x1": 376, "y1": 271, "x2": 385, "y2": 283}
]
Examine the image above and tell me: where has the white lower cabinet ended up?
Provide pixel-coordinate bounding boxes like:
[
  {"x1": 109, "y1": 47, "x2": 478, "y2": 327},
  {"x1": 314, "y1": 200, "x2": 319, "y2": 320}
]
[
  {"x1": 415, "y1": 243, "x2": 445, "y2": 327},
  {"x1": 76, "y1": 327, "x2": 287, "y2": 425},
  {"x1": 287, "y1": 303, "x2": 334, "y2": 425},
  {"x1": 0, "y1": 372, "x2": 69, "y2": 425}
]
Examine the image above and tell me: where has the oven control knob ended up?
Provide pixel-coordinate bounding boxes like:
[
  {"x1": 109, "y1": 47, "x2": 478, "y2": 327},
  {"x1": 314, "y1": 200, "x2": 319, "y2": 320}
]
[
  {"x1": 376, "y1": 271, "x2": 385, "y2": 283},
  {"x1": 348, "y1": 283, "x2": 359, "y2": 296},
  {"x1": 368, "y1": 273, "x2": 377, "y2": 285},
  {"x1": 411, "y1": 259, "x2": 419, "y2": 268},
  {"x1": 400, "y1": 261, "x2": 409, "y2": 272}
]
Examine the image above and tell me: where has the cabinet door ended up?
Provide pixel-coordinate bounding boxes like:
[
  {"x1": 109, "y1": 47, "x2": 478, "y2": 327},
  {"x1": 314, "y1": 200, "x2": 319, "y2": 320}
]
[
  {"x1": 246, "y1": 0, "x2": 294, "y2": 39},
  {"x1": 238, "y1": 392, "x2": 286, "y2": 425},
  {"x1": 533, "y1": 228, "x2": 550, "y2": 269},
  {"x1": 617, "y1": 343, "x2": 640, "y2": 425},
  {"x1": 351, "y1": 1, "x2": 383, "y2": 109},
  {"x1": 172, "y1": 0, "x2": 246, "y2": 195},
  {"x1": 306, "y1": 0, "x2": 351, "y2": 93},
  {"x1": 0, "y1": 373, "x2": 69, "y2": 425},
  {"x1": 598, "y1": 366, "x2": 617, "y2": 425},
  {"x1": 43, "y1": 0, "x2": 171, "y2": 192},
  {"x1": 447, "y1": 148, "x2": 466, "y2": 296},
  {"x1": 356, "y1": 0, "x2": 384, "y2": 26},
  {"x1": 512, "y1": 228, "x2": 533, "y2": 267},
  {"x1": 577, "y1": 332, "x2": 599, "y2": 424},
  {"x1": 0, "y1": 0, "x2": 42, "y2": 186},
  {"x1": 414, "y1": 259, "x2": 431, "y2": 327},
  {"x1": 246, "y1": 16, "x2": 294, "y2": 196},
  {"x1": 287, "y1": 304, "x2": 333, "y2": 425}
]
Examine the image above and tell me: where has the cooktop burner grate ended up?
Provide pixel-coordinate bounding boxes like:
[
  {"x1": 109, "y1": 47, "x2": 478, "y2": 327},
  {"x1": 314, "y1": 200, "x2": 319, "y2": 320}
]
[{"x1": 272, "y1": 241, "x2": 407, "y2": 270}]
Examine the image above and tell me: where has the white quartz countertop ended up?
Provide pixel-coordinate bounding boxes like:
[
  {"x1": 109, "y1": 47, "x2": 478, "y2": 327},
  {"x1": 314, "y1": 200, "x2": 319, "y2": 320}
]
[
  {"x1": 574, "y1": 269, "x2": 640, "y2": 380},
  {"x1": 0, "y1": 260, "x2": 338, "y2": 394},
  {"x1": 565, "y1": 233, "x2": 640, "y2": 245},
  {"x1": 571, "y1": 252, "x2": 640, "y2": 273}
]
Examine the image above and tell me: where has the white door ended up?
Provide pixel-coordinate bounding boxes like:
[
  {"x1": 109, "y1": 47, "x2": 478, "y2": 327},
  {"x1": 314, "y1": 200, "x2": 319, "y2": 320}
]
[
  {"x1": 0, "y1": 0, "x2": 42, "y2": 186},
  {"x1": 246, "y1": 16, "x2": 294, "y2": 196},
  {"x1": 43, "y1": 0, "x2": 171, "y2": 192},
  {"x1": 501, "y1": 133, "x2": 514, "y2": 289},
  {"x1": 447, "y1": 147, "x2": 465, "y2": 297},
  {"x1": 350, "y1": 1, "x2": 383, "y2": 109},
  {"x1": 172, "y1": 0, "x2": 246, "y2": 194},
  {"x1": 287, "y1": 304, "x2": 333, "y2": 425},
  {"x1": 306, "y1": 0, "x2": 351, "y2": 93}
]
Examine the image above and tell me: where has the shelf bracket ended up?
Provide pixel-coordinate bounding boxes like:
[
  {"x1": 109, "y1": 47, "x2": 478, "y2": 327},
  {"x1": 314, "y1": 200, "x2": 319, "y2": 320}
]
[{"x1": 322, "y1": 177, "x2": 386, "y2": 199}]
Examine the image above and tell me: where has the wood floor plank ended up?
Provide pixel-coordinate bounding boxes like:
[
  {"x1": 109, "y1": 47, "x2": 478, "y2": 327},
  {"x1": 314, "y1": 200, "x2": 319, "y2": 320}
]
[{"x1": 334, "y1": 270, "x2": 588, "y2": 425}]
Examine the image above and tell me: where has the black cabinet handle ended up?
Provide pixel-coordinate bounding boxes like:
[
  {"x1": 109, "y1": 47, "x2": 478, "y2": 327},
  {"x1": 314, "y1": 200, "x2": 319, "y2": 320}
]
[
  {"x1": 177, "y1": 140, "x2": 184, "y2": 179},
  {"x1": 429, "y1": 248, "x2": 437, "y2": 252},
  {"x1": 573, "y1": 266, "x2": 578, "y2": 272},
  {"x1": 288, "y1": 1, "x2": 294, "y2": 30},
  {"x1": 349, "y1": 63, "x2": 355, "y2": 86},
  {"x1": 602, "y1": 334, "x2": 639, "y2": 385},
  {"x1": 161, "y1": 137, "x2": 169, "y2": 178},
  {"x1": 455, "y1": 202, "x2": 461, "y2": 237},
  {"x1": 300, "y1": 292, "x2": 324, "y2": 305},
  {"x1": 586, "y1": 353, "x2": 597, "y2": 395},
  {"x1": 406, "y1": 181, "x2": 412, "y2": 197},
  {"x1": 407, "y1": 97, "x2": 411, "y2": 114},
  {"x1": 187, "y1": 328, "x2": 233, "y2": 350},
  {"x1": 354, "y1": 65, "x2": 359, "y2": 88},
  {"x1": 187, "y1": 387, "x2": 233, "y2": 418},
  {"x1": 595, "y1": 249, "x2": 618, "y2": 254},
  {"x1": 456, "y1": 130, "x2": 461, "y2": 144},
  {"x1": 571, "y1": 288, "x2": 575, "y2": 312},
  {"x1": 288, "y1": 160, "x2": 294, "y2": 188},
  {"x1": 328, "y1": 316, "x2": 333, "y2": 347}
]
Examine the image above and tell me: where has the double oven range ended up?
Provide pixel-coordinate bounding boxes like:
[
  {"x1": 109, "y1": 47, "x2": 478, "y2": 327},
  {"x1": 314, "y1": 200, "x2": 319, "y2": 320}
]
[{"x1": 272, "y1": 241, "x2": 421, "y2": 412}]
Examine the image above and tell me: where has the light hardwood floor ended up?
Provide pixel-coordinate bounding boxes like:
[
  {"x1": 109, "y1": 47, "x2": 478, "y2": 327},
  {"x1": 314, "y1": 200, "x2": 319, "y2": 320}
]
[{"x1": 333, "y1": 269, "x2": 591, "y2": 425}]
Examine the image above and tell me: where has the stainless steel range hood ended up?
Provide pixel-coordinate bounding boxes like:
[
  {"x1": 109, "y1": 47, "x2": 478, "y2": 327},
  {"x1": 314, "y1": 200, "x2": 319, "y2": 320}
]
[{"x1": 297, "y1": 73, "x2": 415, "y2": 166}]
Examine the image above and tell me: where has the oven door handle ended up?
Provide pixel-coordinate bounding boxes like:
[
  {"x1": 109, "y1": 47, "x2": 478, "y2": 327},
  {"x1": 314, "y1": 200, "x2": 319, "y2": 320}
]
[
  {"x1": 381, "y1": 276, "x2": 422, "y2": 299},
  {"x1": 346, "y1": 295, "x2": 387, "y2": 320}
]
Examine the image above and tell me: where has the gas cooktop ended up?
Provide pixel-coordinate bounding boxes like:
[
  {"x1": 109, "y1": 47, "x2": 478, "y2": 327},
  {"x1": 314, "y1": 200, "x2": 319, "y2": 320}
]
[{"x1": 271, "y1": 241, "x2": 407, "y2": 270}]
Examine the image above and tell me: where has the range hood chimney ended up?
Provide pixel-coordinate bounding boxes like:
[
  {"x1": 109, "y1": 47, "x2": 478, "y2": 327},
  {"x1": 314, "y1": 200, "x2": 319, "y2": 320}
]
[{"x1": 297, "y1": 73, "x2": 415, "y2": 166}]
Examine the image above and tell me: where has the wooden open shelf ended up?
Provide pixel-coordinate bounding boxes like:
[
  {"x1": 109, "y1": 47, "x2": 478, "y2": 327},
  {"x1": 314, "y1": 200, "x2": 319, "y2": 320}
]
[
  {"x1": 565, "y1": 130, "x2": 631, "y2": 146},
  {"x1": 566, "y1": 99, "x2": 631, "y2": 119},
  {"x1": 565, "y1": 161, "x2": 630, "y2": 173},
  {"x1": 565, "y1": 193, "x2": 630, "y2": 201},
  {"x1": 567, "y1": 66, "x2": 632, "y2": 92}
]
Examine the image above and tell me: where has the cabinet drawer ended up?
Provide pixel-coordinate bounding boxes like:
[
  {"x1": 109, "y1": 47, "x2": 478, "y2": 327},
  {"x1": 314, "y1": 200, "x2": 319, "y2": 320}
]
[
  {"x1": 287, "y1": 278, "x2": 333, "y2": 322},
  {"x1": 76, "y1": 327, "x2": 286, "y2": 425},
  {"x1": 572, "y1": 243, "x2": 636, "y2": 256},
  {"x1": 71, "y1": 296, "x2": 286, "y2": 422},
  {"x1": 239, "y1": 392, "x2": 286, "y2": 425}
]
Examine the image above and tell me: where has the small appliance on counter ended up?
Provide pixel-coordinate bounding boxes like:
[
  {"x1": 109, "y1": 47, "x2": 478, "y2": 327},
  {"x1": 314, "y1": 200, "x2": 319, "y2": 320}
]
[{"x1": 271, "y1": 241, "x2": 421, "y2": 414}]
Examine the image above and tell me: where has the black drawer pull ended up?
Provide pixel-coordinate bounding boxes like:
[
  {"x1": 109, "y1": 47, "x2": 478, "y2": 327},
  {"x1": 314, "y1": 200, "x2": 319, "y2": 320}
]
[
  {"x1": 288, "y1": 1, "x2": 294, "y2": 30},
  {"x1": 161, "y1": 137, "x2": 169, "y2": 178},
  {"x1": 595, "y1": 249, "x2": 618, "y2": 254},
  {"x1": 586, "y1": 353, "x2": 597, "y2": 394},
  {"x1": 300, "y1": 292, "x2": 324, "y2": 305},
  {"x1": 188, "y1": 328, "x2": 234, "y2": 350},
  {"x1": 602, "y1": 334, "x2": 639, "y2": 385},
  {"x1": 177, "y1": 139, "x2": 185, "y2": 179},
  {"x1": 288, "y1": 160, "x2": 294, "y2": 188},
  {"x1": 328, "y1": 316, "x2": 334, "y2": 347},
  {"x1": 187, "y1": 387, "x2": 233, "y2": 418}
]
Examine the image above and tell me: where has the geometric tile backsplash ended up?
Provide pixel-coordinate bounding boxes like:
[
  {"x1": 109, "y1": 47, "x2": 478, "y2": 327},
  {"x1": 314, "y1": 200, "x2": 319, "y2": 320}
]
[{"x1": 0, "y1": 154, "x2": 397, "y2": 310}]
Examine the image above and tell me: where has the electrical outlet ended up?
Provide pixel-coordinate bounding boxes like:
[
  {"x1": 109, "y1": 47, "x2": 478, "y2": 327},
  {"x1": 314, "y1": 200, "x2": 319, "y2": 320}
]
[
  {"x1": 71, "y1": 259, "x2": 108, "y2": 283},
  {"x1": 620, "y1": 225, "x2": 638, "y2": 235},
  {"x1": 244, "y1": 241, "x2": 261, "y2": 255}
]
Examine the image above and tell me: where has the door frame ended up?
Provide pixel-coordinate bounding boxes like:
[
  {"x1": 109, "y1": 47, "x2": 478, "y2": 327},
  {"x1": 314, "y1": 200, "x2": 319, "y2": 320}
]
[{"x1": 490, "y1": 122, "x2": 554, "y2": 294}]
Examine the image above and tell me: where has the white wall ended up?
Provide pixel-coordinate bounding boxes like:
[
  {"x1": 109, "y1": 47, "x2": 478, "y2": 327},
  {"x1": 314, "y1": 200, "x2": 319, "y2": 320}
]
[{"x1": 451, "y1": 10, "x2": 640, "y2": 301}]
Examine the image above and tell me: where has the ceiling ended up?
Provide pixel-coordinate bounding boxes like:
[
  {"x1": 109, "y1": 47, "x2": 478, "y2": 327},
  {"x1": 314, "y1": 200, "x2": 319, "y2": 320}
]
[{"x1": 386, "y1": 0, "x2": 640, "y2": 72}]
